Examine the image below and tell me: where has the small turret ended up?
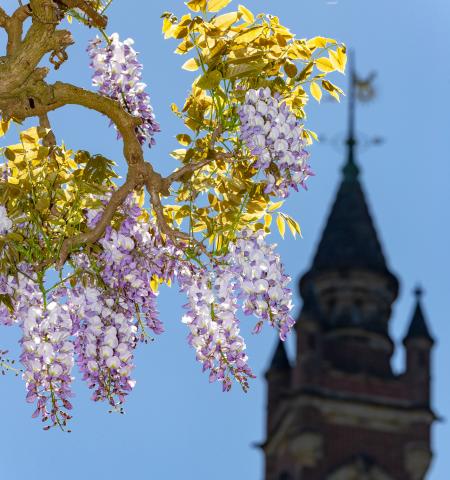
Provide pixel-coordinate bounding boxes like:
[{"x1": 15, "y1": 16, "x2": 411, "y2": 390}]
[
  {"x1": 265, "y1": 339, "x2": 291, "y2": 434},
  {"x1": 403, "y1": 286, "x2": 434, "y2": 407}
]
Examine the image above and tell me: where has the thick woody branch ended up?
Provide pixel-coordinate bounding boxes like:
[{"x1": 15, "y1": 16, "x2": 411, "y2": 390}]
[
  {"x1": 6, "y1": 5, "x2": 32, "y2": 55},
  {"x1": 0, "y1": 26, "x2": 72, "y2": 94},
  {"x1": 57, "y1": 166, "x2": 141, "y2": 268},
  {"x1": 52, "y1": 82, "x2": 144, "y2": 165},
  {"x1": 0, "y1": 8, "x2": 9, "y2": 29},
  {"x1": 0, "y1": 81, "x2": 144, "y2": 167}
]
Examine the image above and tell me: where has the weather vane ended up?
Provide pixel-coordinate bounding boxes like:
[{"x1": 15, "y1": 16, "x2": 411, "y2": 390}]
[{"x1": 320, "y1": 50, "x2": 383, "y2": 155}]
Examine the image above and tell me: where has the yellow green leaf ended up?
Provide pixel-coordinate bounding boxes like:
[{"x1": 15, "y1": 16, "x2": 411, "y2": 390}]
[
  {"x1": 306, "y1": 129, "x2": 319, "y2": 141},
  {"x1": 0, "y1": 119, "x2": 10, "y2": 137},
  {"x1": 307, "y1": 36, "x2": 328, "y2": 49},
  {"x1": 281, "y1": 213, "x2": 302, "y2": 238},
  {"x1": 238, "y1": 4, "x2": 254, "y2": 23},
  {"x1": 276, "y1": 213, "x2": 285, "y2": 239},
  {"x1": 197, "y1": 70, "x2": 222, "y2": 89},
  {"x1": 207, "y1": 0, "x2": 232, "y2": 13},
  {"x1": 322, "y1": 80, "x2": 342, "y2": 102},
  {"x1": 284, "y1": 61, "x2": 298, "y2": 78},
  {"x1": 7, "y1": 176, "x2": 19, "y2": 185},
  {"x1": 212, "y1": 11, "x2": 241, "y2": 30},
  {"x1": 150, "y1": 277, "x2": 159, "y2": 293},
  {"x1": 182, "y1": 57, "x2": 201, "y2": 71},
  {"x1": 233, "y1": 25, "x2": 265, "y2": 44},
  {"x1": 170, "y1": 148, "x2": 187, "y2": 160},
  {"x1": 186, "y1": 0, "x2": 207, "y2": 12},
  {"x1": 310, "y1": 81, "x2": 322, "y2": 102},
  {"x1": 329, "y1": 47, "x2": 347, "y2": 73},
  {"x1": 268, "y1": 201, "x2": 284, "y2": 212},
  {"x1": 264, "y1": 214, "x2": 272, "y2": 229},
  {"x1": 315, "y1": 57, "x2": 334, "y2": 73},
  {"x1": 162, "y1": 17, "x2": 172, "y2": 34},
  {"x1": 172, "y1": 25, "x2": 189, "y2": 40},
  {"x1": 176, "y1": 133, "x2": 192, "y2": 146},
  {"x1": 297, "y1": 62, "x2": 314, "y2": 82},
  {"x1": 287, "y1": 42, "x2": 311, "y2": 60}
]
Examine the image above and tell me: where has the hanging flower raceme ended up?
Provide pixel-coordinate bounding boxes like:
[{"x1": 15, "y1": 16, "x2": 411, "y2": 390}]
[
  {"x1": 69, "y1": 285, "x2": 137, "y2": 410},
  {"x1": 17, "y1": 267, "x2": 75, "y2": 430},
  {"x1": 87, "y1": 33, "x2": 160, "y2": 147},
  {"x1": 226, "y1": 229, "x2": 295, "y2": 341},
  {"x1": 178, "y1": 264, "x2": 254, "y2": 392},
  {"x1": 238, "y1": 87, "x2": 313, "y2": 198}
]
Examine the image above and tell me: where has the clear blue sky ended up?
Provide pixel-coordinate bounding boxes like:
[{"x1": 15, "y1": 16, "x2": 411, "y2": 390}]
[{"x1": 0, "y1": 1, "x2": 449, "y2": 479}]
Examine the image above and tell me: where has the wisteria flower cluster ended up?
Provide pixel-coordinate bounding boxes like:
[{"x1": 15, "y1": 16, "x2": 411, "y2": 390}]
[
  {"x1": 2, "y1": 266, "x2": 75, "y2": 429},
  {"x1": 226, "y1": 228, "x2": 295, "y2": 341},
  {"x1": 0, "y1": 195, "x2": 296, "y2": 426},
  {"x1": 69, "y1": 284, "x2": 137, "y2": 410},
  {"x1": 87, "y1": 33, "x2": 160, "y2": 147},
  {"x1": 238, "y1": 87, "x2": 313, "y2": 198},
  {"x1": 178, "y1": 228, "x2": 294, "y2": 391},
  {"x1": 179, "y1": 265, "x2": 254, "y2": 392}
]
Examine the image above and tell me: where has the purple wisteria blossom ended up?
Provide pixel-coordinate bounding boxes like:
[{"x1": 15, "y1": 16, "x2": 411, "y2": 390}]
[
  {"x1": 226, "y1": 229, "x2": 295, "y2": 341},
  {"x1": 87, "y1": 33, "x2": 160, "y2": 147},
  {"x1": 69, "y1": 285, "x2": 137, "y2": 410},
  {"x1": 178, "y1": 228, "x2": 294, "y2": 390},
  {"x1": 0, "y1": 190, "x2": 297, "y2": 419},
  {"x1": 86, "y1": 194, "x2": 185, "y2": 338},
  {"x1": 238, "y1": 87, "x2": 313, "y2": 198},
  {"x1": 17, "y1": 267, "x2": 74, "y2": 430},
  {"x1": 178, "y1": 264, "x2": 254, "y2": 392}
]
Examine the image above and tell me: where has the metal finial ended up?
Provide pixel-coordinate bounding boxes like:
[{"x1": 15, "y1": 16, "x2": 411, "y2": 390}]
[{"x1": 414, "y1": 285, "x2": 424, "y2": 299}]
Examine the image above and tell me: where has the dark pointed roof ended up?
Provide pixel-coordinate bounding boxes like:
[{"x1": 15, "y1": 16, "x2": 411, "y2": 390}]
[
  {"x1": 268, "y1": 339, "x2": 291, "y2": 372},
  {"x1": 404, "y1": 287, "x2": 434, "y2": 344},
  {"x1": 310, "y1": 157, "x2": 390, "y2": 274}
]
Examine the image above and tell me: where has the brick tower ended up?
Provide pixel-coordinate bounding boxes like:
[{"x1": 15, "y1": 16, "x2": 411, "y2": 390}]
[{"x1": 262, "y1": 62, "x2": 436, "y2": 480}]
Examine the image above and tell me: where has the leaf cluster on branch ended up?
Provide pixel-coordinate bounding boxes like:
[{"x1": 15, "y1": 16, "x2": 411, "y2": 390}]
[{"x1": 0, "y1": 0, "x2": 346, "y2": 430}]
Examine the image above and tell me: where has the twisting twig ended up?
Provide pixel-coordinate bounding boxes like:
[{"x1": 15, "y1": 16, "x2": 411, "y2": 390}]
[
  {"x1": 164, "y1": 151, "x2": 233, "y2": 186},
  {"x1": 164, "y1": 126, "x2": 225, "y2": 186}
]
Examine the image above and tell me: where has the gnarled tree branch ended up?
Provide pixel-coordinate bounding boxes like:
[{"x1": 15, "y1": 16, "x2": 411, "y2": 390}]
[
  {"x1": 0, "y1": 4, "x2": 226, "y2": 269},
  {"x1": 6, "y1": 4, "x2": 32, "y2": 55}
]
